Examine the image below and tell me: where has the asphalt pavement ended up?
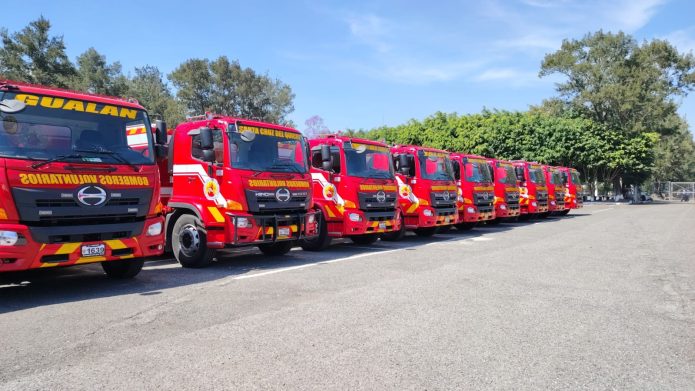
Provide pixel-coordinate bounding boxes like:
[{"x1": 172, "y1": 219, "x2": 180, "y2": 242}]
[{"x1": 1, "y1": 203, "x2": 694, "y2": 390}]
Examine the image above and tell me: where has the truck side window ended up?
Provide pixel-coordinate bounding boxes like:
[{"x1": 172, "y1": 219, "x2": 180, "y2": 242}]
[
  {"x1": 310, "y1": 146, "x2": 341, "y2": 173},
  {"x1": 191, "y1": 129, "x2": 224, "y2": 163},
  {"x1": 452, "y1": 160, "x2": 461, "y2": 180}
]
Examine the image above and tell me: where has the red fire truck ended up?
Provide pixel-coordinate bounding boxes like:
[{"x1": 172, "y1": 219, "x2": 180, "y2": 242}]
[
  {"x1": 161, "y1": 114, "x2": 318, "y2": 267},
  {"x1": 450, "y1": 153, "x2": 495, "y2": 229},
  {"x1": 557, "y1": 166, "x2": 583, "y2": 213},
  {"x1": 382, "y1": 145, "x2": 457, "y2": 240},
  {"x1": 300, "y1": 136, "x2": 400, "y2": 250},
  {"x1": 0, "y1": 80, "x2": 166, "y2": 278},
  {"x1": 542, "y1": 165, "x2": 567, "y2": 216},
  {"x1": 512, "y1": 161, "x2": 549, "y2": 219},
  {"x1": 487, "y1": 158, "x2": 521, "y2": 221}
]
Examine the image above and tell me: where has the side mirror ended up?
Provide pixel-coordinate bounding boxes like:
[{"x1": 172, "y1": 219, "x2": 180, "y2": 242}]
[
  {"x1": 320, "y1": 144, "x2": 332, "y2": 171},
  {"x1": 199, "y1": 127, "x2": 214, "y2": 150},
  {"x1": 154, "y1": 144, "x2": 168, "y2": 158},
  {"x1": 155, "y1": 120, "x2": 167, "y2": 145},
  {"x1": 398, "y1": 154, "x2": 411, "y2": 176}
]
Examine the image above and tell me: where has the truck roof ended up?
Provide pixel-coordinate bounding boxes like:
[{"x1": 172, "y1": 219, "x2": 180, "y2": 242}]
[
  {"x1": 182, "y1": 114, "x2": 301, "y2": 134},
  {"x1": 391, "y1": 144, "x2": 450, "y2": 155},
  {"x1": 0, "y1": 79, "x2": 145, "y2": 110},
  {"x1": 311, "y1": 134, "x2": 389, "y2": 147},
  {"x1": 450, "y1": 153, "x2": 489, "y2": 161}
]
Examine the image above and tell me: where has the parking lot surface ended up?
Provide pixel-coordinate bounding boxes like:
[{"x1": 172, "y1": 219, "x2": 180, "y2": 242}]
[{"x1": 1, "y1": 203, "x2": 694, "y2": 390}]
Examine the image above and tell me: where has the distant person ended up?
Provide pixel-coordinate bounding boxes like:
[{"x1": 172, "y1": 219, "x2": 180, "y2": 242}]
[{"x1": 1, "y1": 115, "x2": 42, "y2": 148}]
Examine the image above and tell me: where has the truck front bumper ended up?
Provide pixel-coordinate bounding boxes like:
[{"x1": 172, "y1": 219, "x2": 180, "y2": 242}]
[
  {"x1": 327, "y1": 209, "x2": 399, "y2": 238},
  {"x1": 494, "y1": 202, "x2": 520, "y2": 218},
  {"x1": 217, "y1": 210, "x2": 319, "y2": 247},
  {"x1": 0, "y1": 216, "x2": 165, "y2": 273},
  {"x1": 457, "y1": 204, "x2": 494, "y2": 223}
]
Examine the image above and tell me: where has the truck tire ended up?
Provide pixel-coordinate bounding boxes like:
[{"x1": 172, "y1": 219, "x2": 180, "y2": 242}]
[
  {"x1": 414, "y1": 227, "x2": 438, "y2": 237},
  {"x1": 101, "y1": 259, "x2": 144, "y2": 279},
  {"x1": 381, "y1": 214, "x2": 405, "y2": 241},
  {"x1": 559, "y1": 209, "x2": 570, "y2": 216},
  {"x1": 172, "y1": 214, "x2": 215, "y2": 268},
  {"x1": 258, "y1": 241, "x2": 295, "y2": 256},
  {"x1": 350, "y1": 234, "x2": 379, "y2": 245},
  {"x1": 300, "y1": 213, "x2": 331, "y2": 251}
]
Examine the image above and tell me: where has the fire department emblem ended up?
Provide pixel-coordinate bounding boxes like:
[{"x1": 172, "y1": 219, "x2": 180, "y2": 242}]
[
  {"x1": 203, "y1": 178, "x2": 220, "y2": 201},
  {"x1": 323, "y1": 184, "x2": 336, "y2": 199}
]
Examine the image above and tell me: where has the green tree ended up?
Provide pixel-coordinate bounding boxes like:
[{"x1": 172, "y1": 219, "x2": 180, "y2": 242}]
[
  {"x1": 0, "y1": 16, "x2": 76, "y2": 87},
  {"x1": 539, "y1": 30, "x2": 695, "y2": 136},
  {"x1": 168, "y1": 56, "x2": 295, "y2": 124},
  {"x1": 70, "y1": 47, "x2": 128, "y2": 96},
  {"x1": 128, "y1": 65, "x2": 185, "y2": 125}
]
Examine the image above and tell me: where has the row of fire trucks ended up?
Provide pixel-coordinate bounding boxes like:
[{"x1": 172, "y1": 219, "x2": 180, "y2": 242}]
[{"x1": 0, "y1": 80, "x2": 583, "y2": 277}]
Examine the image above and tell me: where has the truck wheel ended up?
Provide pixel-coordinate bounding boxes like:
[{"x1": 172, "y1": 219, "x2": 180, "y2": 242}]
[
  {"x1": 172, "y1": 214, "x2": 215, "y2": 268},
  {"x1": 101, "y1": 259, "x2": 144, "y2": 279},
  {"x1": 350, "y1": 234, "x2": 379, "y2": 245},
  {"x1": 538, "y1": 212, "x2": 550, "y2": 219},
  {"x1": 259, "y1": 241, "x2": 295, "y2": 256},
  {"x1": 559, "y1": 209, "x2": 570, "y2": 216},
  {"x1": 414, "y1": 227, "x2": 438, "y2": 237},
  {"x1": 455, "y1": 223, "x2": 475, "y2": 231},
  {"x1": 488, "y1": 218, "x2": 500, "y2": 225},
  {"x1": 300, "y1": 213, "x2": 331, "y2": 251},
  {"x1": 381, "y1": 214, "x2": 405, "y2": 242}
]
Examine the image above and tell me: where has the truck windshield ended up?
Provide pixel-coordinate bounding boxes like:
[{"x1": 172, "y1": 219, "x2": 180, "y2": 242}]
[
  {"x1": 550, "y1": 170, "x2": 563, "y2": 186},
  {"x1": 529, "y1": 167, "x2": 546, "y2": 184},
  {"x1": 497, "y1": 164, "x2": 517, "y2": 184},
  {"x1": 0, "y1": 92, "x2": 154, "y2": 164},
  {"x1": 344, "y1": 142, "x2": 393, "y2": 179},
  {"x1": 229, "y1": 125, "x2": 308, "y2": 173},
  {"x1": 571, "y1": 171, "x2": 582, "y2": 185},
  {"x1": 464, "y1": 159, "x2": 492, "y2": 183},
  {"x1": 418, "y1": 150, "x2": 454, "y2": 181}
]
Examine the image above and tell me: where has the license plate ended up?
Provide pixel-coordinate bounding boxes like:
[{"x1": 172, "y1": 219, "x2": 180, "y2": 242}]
[
  {"x1": 81, "y1": 244, "x2": 105, "y2": 257},
  {"x1": 278, "y1": 227, "x2": 291, "y2": 237},
  {"x1": 378, "y1": 222, "x2": 386, "y2": 229}
]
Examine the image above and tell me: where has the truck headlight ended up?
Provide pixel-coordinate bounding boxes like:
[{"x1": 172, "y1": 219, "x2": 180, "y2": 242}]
[
  {"x1": 466, "y1": 207, "x2": 475, "y2": 214},
  {"x1": 550, "y1": 200, "x2": 556, "y2": 206},
  {"x1": 0, "y1": 231, "x2": 19, "y2": 246},
  {"x1": 423, "y1": 209, "x2": 433, "y2": 217},
  {"x1": 348, "y1": 213, "x2": 362, "y2": 222},
  {"x1": 531, "y1": 201, "x2": 537, "y2": 207},
  {"x1": 500, "y1": 204, "x2": 507, "y2": 210},
  {"x1": 236, "y1": 217, "x2": 250, "y2": 228},
  {"x1": 307, "y1": 214, "x2": 316, "y2": 224},
  {"x1": 146, "y1": 222, "x2": 162, "y2": 236}
]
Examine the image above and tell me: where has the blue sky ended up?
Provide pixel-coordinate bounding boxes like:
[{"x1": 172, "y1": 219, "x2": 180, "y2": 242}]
[{"x1": 4, "y1": 0, "x2": 695, "y2": 132}]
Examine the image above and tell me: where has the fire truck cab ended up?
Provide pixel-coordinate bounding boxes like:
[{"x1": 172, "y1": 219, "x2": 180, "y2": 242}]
[
  {"x1": 542, "y1": 165, "x2": 567, "y2": 215},
  {"x1": 487, "y1": 158, "x2": 521, "y2": 221},
  {"x1": 382, "y1": 145, "x2": 457, "y2": 239},
  {"x1": 162, "y1": 115, "x2": 318, "y2": 267},
  {"x1": 450, "y1": 153, "x2": 495, "y2": 229},
  {"x1": 558, "y1": 166, "x2": 583, "y2": 213},
  {"x1": 513, "y1": 161, "x2": 549, "y2": 219},
  {"x1": 300, "y1": 135, "x2": 400, "y2": 250},
  {"x1": 0, "y1": 80, "x2": 166, "y2": 278}
]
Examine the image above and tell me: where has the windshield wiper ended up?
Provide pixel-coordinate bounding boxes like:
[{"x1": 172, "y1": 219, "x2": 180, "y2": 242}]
[
  {"x1": 269, "y1": 162, "x2": 302, "y2": 173},
  {"x1": 31, "y1": 153, "x2": 85, "y2": 169},
  {"x1": 74, "y1": 147, "x2": 140, "y2": 172}
]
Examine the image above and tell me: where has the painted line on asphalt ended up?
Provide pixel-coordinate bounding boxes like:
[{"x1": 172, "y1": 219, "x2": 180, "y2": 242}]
[
  {"x1": 232, "y1": 248, "x2": 404, "y2": 280},
  {"x1": 591, "y1": 208, "x2": 614, "y2": 214}
]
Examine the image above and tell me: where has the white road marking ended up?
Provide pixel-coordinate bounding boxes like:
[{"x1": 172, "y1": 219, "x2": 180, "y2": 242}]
[{"x1": 591, "y1": 208, "x2": 614, "y2": 214}]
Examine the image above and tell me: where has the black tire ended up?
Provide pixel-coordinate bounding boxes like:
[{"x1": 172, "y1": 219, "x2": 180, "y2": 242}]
[
  {"x1": 519, "y1": 214, "x2": 531, "y2": 221},
  {"x1": 559, "y1": 209, "x2": 570, "y2": 216},
  {"x1": 538, "y1": 212, "x2": 550, "y2": 219},
  {"x1": 258, "y1": 241, "x2": 295, "y2": 256},
  {"x1": 381, "y1": 213, "x2": 405, "y2": 242},
  {"x1": 172, "y1": 214, "x2": 215, "y2": 268},
  {"x1": 414, "y1": 227, "x2": 438, "y2": 237},
  {"x1": 350, "y1": 234, "x2": 379, "y2": 245},
  {"x1": 300, "y1": 212, "x2": 331, "y2": 251},
  {"x1": 488, "y1": 218, "x2": 500, "y2": 225},
  {"x1": 101, "y1": 259, "x2": 144, "y2": 279},
  {"x1": 455, "y1": 222, "x2": 475, "y2": 231}
]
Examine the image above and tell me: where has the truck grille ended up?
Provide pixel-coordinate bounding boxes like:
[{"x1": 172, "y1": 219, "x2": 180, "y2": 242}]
[
  {"x1": 505, "y1": 192, "x2": 520, "y2": 205},
  {"x1": 431, "y1": 192, "x2": 457, "y2": 208},
  {"x1": 358, "y1": 192, "x2": 397, "y2": 211},
  {"x1": 537, "y1": 191, "x2": 548, "y2": 202},
  {"x1": 474, "y1": 191, "x2": 494, "y2": 207},
  {"x1": 245, "y1": 189, "x2": 310, "y2": 213},
  {"x1": 35, "y1": 198, "x2": 139, "y2": 208}
]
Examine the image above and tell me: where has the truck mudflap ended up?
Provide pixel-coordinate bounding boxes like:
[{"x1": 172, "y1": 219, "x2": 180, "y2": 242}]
[
  {"x1": 0, "y1": 216, "x2": 164, "y2": 273},
  {"x1": 224, "y1": 211, "x2": 318, "y2": 246}
]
